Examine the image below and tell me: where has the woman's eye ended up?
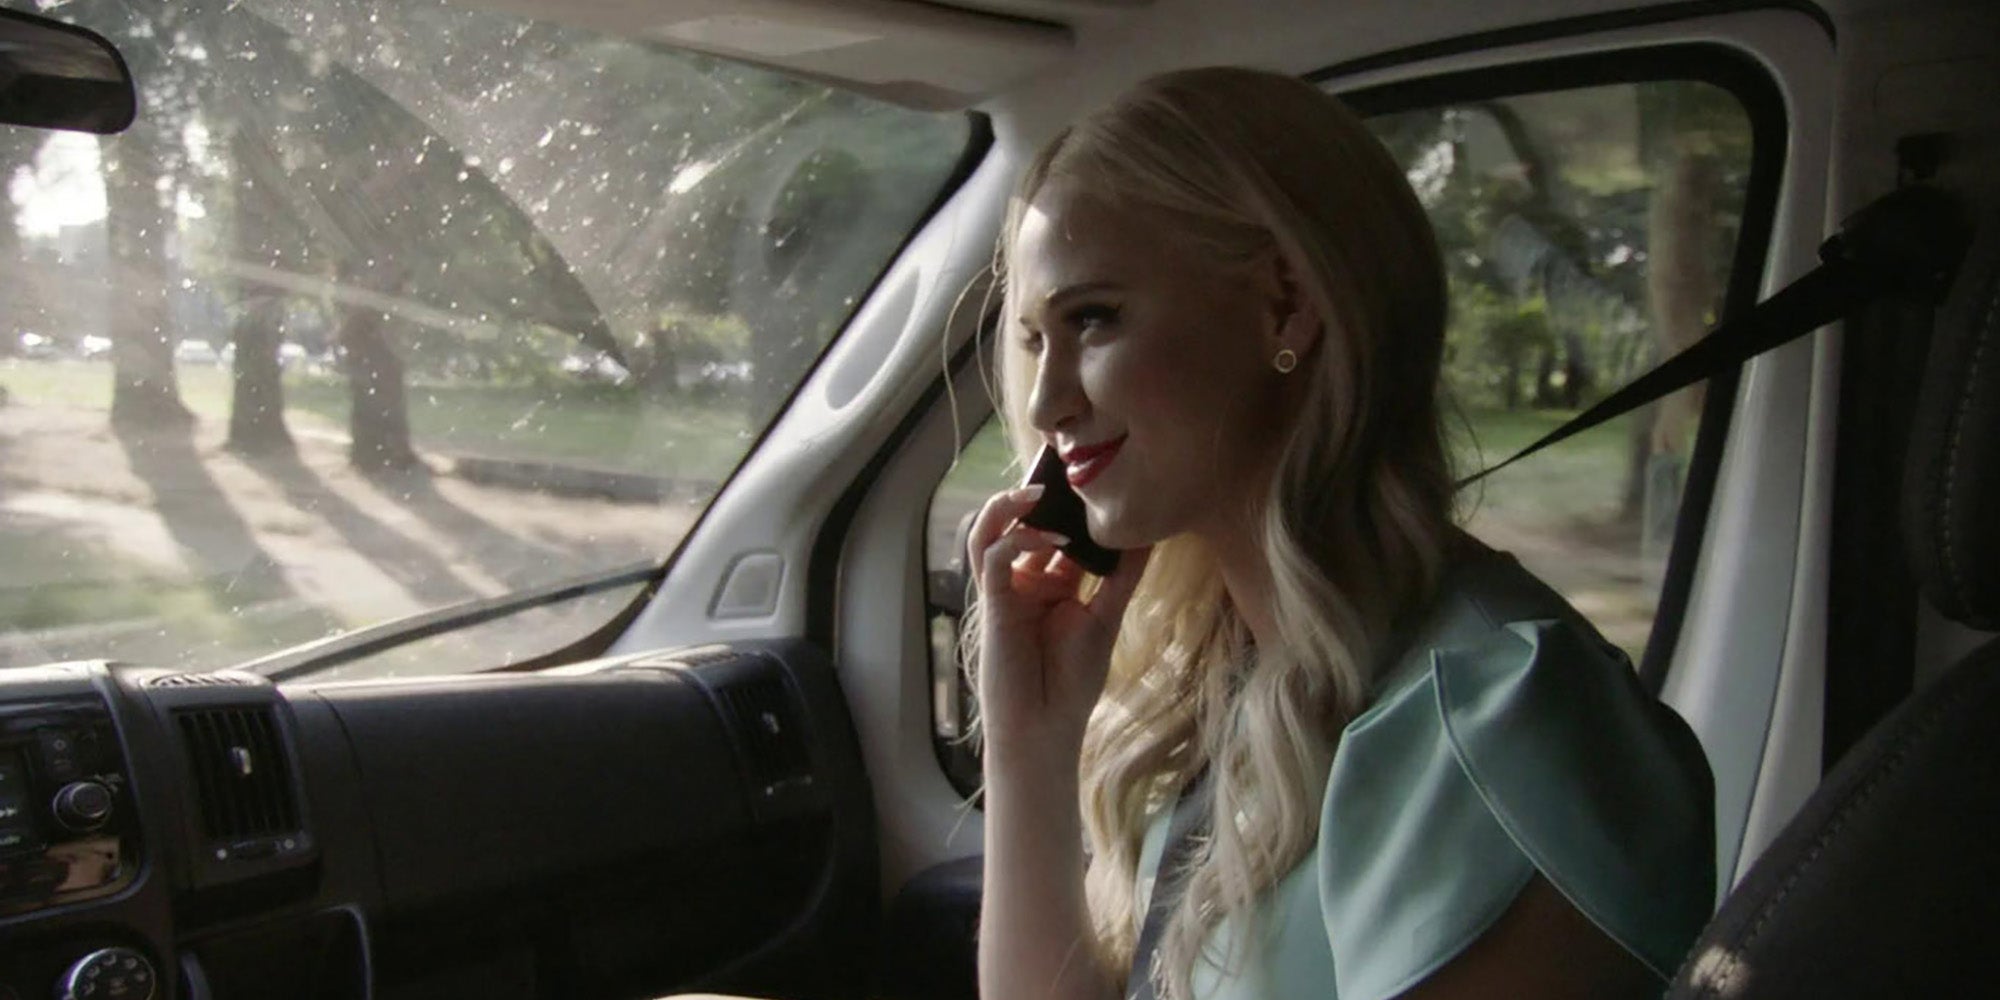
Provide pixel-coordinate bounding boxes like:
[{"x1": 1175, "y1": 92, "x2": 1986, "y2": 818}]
[{"x1": 1069, "y1": 304, "x2": 1120, "y2": 332}]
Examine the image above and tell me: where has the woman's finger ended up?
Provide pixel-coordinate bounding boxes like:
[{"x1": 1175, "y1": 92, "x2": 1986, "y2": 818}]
[
  {"x1": 1042, "y1": 550, "x2": 1084, "y2": 588},
  {"x1": 1029, "y1": 547, "x2": 1066, "y2": 577},
  {"x1": 1012, "y1": 547, "x2": 1083, "y2": 603},
  {"x1": 966, "y1": 485, "x2": 1047, "y2": 572},
  {"x1": 978, "y1": 523, "x2": 1068, "y2": 598}
]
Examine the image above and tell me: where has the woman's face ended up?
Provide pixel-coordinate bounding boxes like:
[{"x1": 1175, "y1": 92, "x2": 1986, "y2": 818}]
[{"x1": 1010, "y1": 181, "x2": 1308, "y2": 551}]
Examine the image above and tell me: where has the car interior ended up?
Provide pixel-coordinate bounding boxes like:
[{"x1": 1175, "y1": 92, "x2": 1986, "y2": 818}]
[{"x1": 0, "y1": 0, "x2": 1995, "y2": 998}]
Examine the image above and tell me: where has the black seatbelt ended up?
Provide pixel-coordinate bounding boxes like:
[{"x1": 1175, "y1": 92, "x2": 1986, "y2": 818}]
[
  {"x1": 1127, "y1": 771, "x2": 1210, "y2": 1000},
  {"x1": 1458, "y1": 185, "x2": 1970, "y2": 487}
]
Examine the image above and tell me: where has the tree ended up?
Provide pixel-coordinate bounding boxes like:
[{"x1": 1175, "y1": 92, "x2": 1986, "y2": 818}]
[
  {"x1": 0, "y1": 128, "x2": 46, "y2": 357},
  {"x1": 1624, "y1": 81, "x2": 1746, "y2": 523},
  {"x1": 74, "y1": 0, "x2": 209, "y2": 432},
  {"x1": 187, "y1": 0, "x2": 624, "y2": 471},
  {"x1": 226, "y1": 291, "x2": 293, "y2": 454},
  {"x1": 100, "y1": 124, "x2": 193, "y2": 430},
  {"x1": 336, "y1": 293, "x2": 419, "y2": 472},
  {"x1": 271, "y1": 0, "x2": 964, "y2": 423},
  {"x1": 219, "y1": 130, "x2": 314, "y2": 455}
]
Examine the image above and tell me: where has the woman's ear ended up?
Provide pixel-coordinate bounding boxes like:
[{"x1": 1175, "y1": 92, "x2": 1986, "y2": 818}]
[{"x1": 1263, "y1": 248, "x2": 1325, "y2": 360}]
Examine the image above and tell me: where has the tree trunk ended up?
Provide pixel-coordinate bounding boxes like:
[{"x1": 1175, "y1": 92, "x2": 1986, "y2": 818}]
[
  {"x1": 1533, "y1": 344, "x2": 1561, "y2": 408},
  {"x1": 0, "y1": 131, "x2": 31, "y2": 358},
  {"x1": 1623, "y1": 144, "x2": 1723, "y2": 520},
  {"x1": 638, "y1": 321, "x2": 681, "y2": 397},
  {"x1": 100, "y1": 131, "x2": 194, "y2": 431},
  {"x1": 222, "y1": 127, "x2": 296, "y2": 454},
  {"x1": 227, "y1": 295, "x2": 294, "y2": 454},
  {"x1": 339, "y1": 306, "x2": 418, "y2": 472},
  {"x1": 1561, "y1": 332, "x2": 1592, "y2": 408},
  {"x1": 1621, "y1": 401, "x2": 1656, "y2": 517}
]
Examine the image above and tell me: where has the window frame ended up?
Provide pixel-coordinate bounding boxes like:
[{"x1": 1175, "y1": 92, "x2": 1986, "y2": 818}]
[{"x1": 1330, "y1": 42, "x2": 1789, "y2": 692}]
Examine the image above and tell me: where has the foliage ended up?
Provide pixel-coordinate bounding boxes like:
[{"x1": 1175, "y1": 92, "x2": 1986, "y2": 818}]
[
  {"x1": 1367, "y1": 82, "x2": 1751, "y2": 415},
  {"x1": 15, "y1": 0, "x2": 967, "y2": 460}
]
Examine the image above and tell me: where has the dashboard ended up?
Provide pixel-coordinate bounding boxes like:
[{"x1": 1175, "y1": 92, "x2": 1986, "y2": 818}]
[{"x1": 0, "y1": 642, "x2": 879, "y2": 1000}]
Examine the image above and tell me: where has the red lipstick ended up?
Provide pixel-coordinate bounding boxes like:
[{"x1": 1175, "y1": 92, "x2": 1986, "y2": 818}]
[{"x1": 1061, "y1": 435, "x2": 1126, "y2": 489}]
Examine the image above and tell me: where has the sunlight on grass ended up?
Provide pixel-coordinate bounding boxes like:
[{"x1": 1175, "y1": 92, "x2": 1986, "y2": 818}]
[
  {"x1": 0, "y1": 526, "x2": 343, "y2": 669},
  {"x1": 2, "y1": 360, "x2": 750, "y2": 480}
]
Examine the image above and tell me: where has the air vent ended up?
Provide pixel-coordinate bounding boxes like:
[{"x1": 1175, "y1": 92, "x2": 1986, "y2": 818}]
[
  {"x1": 718, "y1": 675, "x2": 812, "y2": 796},
  {"x1": 176, "y1": 707, "x2": 301, "y2": 847},
  {"x1": 148, "y1": 671, "x2": 262, "y2": 688}
]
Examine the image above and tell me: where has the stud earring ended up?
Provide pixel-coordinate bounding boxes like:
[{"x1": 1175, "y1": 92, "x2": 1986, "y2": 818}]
[{"x1": 1272, "y1": 348, "x2": 1298, "y2": 374}]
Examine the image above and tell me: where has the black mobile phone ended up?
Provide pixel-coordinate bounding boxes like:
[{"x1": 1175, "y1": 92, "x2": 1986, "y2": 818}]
[{"x1": 1018, "y1": 444, "x2": 1120, "y2": 577}]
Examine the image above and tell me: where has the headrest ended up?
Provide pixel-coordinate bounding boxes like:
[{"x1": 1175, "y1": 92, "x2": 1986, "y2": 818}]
[{"x1": 1904, "y1": 201, "x2": 2000, "y2": 629}]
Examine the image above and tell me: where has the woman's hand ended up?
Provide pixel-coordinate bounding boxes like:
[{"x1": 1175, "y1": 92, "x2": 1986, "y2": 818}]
[{"x1": 968, "y1": 484, "x2": 1152, "y2": 765}]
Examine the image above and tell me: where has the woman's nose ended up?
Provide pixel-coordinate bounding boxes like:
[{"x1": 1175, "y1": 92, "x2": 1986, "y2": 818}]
[{"x1": 1026, "y1": 348, "x2": 1086, "y2": 436}]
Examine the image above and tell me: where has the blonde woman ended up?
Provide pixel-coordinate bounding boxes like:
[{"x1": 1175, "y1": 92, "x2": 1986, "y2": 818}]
[{"x1": 965, "y1": 68, "x2": 1713, "y2": 1000}]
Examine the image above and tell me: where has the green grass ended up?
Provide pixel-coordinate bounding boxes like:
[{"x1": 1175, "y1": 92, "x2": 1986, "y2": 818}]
[
  {"x1": 282, "y1": 378, "x2": 749, "y2": 480},
  {"x1": 2, "y1": 360, "x2": 750, "y2": 480},
  {"x1": 0, "y1": 528, "x2": 290, "y2": 635},
  {"x1": 1452, "y1": 406, "x2": 1637, "y2": 528}
]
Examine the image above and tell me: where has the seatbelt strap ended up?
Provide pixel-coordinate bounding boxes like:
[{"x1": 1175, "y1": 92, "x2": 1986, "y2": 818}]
[
  {"x1": 1127, "y1": 770, "x2": 1210, "y2": 1000},
  {"x1": 1458, "y1": 185, "x2": 1970, "y2": 487}
]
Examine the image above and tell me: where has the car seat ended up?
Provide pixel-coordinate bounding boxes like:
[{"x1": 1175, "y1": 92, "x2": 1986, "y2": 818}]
[{"x1": 1664, "y1": 198, "x2": 2000, "y2": 998}]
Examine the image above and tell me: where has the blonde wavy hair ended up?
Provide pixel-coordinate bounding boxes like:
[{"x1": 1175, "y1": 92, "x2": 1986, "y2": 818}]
[{"x1": 961, "y1": 67, "x2": 1456, "y2": 999}]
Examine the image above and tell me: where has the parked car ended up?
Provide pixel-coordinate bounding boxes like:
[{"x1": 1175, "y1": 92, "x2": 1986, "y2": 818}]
[
  {"x1": 14, "y1": 331, "x2": 55, "y2": 359},
  {"x1": 170, "y1": 338, "x2": 223, "y2": 367}
]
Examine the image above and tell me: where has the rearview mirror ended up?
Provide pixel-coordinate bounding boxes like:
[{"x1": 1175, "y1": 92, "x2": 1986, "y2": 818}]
[{"x1": 0, "y1": 8, "x2": 134, "y2": 134}]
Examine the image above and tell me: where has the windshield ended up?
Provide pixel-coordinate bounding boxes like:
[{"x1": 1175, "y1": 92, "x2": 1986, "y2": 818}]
[{"x1": 0, "y1": 0, "x2": 972, "y2": 677}]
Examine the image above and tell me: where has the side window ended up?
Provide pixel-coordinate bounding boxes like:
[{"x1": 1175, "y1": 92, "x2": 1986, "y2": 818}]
[
  {"x1": 924, "y1": 61, "x2": 1774, "y2": 795},
  {"x1": 925, "y1": 418, "x2": 1016, "y2": 794},
  {"x1": 1361, "y1": 77, "x2": 1759, "y2": 660}
]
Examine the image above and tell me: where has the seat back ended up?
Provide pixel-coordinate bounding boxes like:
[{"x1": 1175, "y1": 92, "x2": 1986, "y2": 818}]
[{"x1": 1666, "y1": 197, "x2": 2000, "y2": 998}]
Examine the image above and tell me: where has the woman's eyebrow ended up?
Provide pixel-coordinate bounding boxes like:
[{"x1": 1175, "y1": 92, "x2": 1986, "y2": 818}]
[
  {"x1": 1017, "y1": 281, "x2": 1123, "y2": 327},
  {"x1": 1041, "y1": 281, "x2": 1121, "y2": 309}
]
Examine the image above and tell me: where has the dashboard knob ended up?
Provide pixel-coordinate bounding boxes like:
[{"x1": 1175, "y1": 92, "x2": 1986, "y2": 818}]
[
  {"x1": 51, "y1": 781, "x2": 113, "y2": 833},
  {"x1": 55, "y1": 947, "x2": 155, "y2": 1000}
]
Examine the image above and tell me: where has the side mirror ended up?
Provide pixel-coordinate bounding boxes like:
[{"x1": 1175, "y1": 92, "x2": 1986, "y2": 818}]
[{"x1": 0, "y1": 8, "x2": 135, "y2": 134}]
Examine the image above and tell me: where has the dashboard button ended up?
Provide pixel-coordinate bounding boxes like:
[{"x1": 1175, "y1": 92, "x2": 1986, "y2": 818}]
[
  {"x1": 37, "y1": 730, "x2": 81, "y2": 782},
  {"x1": 52, "y1": 781, "x2": 114, "y2": 832},
  {"x1": 57, "y1": 947, "x2": 155, "y2": 1000},
  {"x1": 0, "y1": 827, "x2": 32, "y2": 852}
]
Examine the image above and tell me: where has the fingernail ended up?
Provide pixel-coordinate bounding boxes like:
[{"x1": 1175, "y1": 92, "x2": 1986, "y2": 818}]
[
  {"x1": 1019, "y1": 484, "x2": 1046, "y2": 499},
  {"x1": 1045, "y1": 532, "x2": 1071, "y2": 546}
]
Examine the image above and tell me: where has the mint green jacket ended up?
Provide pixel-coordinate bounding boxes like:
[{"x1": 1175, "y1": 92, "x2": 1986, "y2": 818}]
[{"x1": 1131, "y1": 549, "x2": 1715, "y2": 999}]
